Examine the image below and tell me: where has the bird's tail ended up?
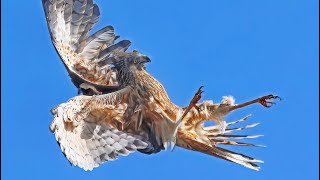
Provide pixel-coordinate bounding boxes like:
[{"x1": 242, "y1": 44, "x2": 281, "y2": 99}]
[{"x1": 177, "y1": 114, "x2": 264, "y2": 171}]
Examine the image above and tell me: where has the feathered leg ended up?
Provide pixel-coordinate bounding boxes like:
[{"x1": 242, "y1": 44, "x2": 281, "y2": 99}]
[
  {"x1": 180, "y1": 86, "x2": 204, "y2": 120},
  {"x1": 230, "y1": 94, "x2": 281, "y2": 111},
  {"x1": 191, "y1": 94, "x2": 281, "y2": 133},
  {"x1": 168, "y1": 86, "x2": 204, "y2": 150}
]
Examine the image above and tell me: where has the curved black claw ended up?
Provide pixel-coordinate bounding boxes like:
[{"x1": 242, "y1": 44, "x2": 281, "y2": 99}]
[
  {"x1": 259, "y1": 94, "x2": 281, "y2": 108},
  {"x1": 196, "y1": 86, "x2": 204, "y2": 96},
  {"x1": 180, "y1": 86, "x2": 205, "y2": 122},
  {"x1": 193, "y1": 86, "x2": 204, "y2": 105}
]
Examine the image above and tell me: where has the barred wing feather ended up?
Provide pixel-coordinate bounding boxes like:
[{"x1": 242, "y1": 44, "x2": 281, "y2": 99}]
[{"x1": 42, "y1": 0, "x2": 131, "y2": 89}]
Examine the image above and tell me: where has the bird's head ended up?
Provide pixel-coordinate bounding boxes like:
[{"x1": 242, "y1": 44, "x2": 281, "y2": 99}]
[
  {"x1": 100, "y1": 50, "x2": 151, "y2": 86},
  {"x1": 110, "y1": 50, "x2": 151, "y2": 72},
  {"x1": 126, "y1": 50, "x2": 151, "y2": 71}
]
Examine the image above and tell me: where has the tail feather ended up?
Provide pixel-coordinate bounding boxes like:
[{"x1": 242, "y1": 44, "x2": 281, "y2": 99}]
[
  {"x1": 227, "y1": 114, "x2": 252, "y2": 126},
  {"x1": 178, "y1": 134, "x2": 263, "y2": 171},
  {"x1": 210, "y1": 134, "x2": 263, "y2": 139},
  {"x1": 211, "y1": 146, "x2": 263, "y2": 171},
  {"x1": 204, "y1": 123, "x2": 259, "y2": 134},
  {"x1": 177, "y1": 114, "x2": 264, "y2": 171},
  {"x1": 225, "y1": 123, "x2": 260, "y2": 133},
  {"x1": 213, "y1": 139, "x2": 265, "y2": 147}
]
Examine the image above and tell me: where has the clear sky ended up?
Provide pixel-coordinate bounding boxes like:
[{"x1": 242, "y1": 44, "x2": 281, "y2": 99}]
[{"x1": 1, "y1": 0, "x2": 319, "y2": 179}]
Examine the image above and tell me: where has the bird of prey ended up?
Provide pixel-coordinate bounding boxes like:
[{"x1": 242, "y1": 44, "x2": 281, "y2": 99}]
[{"x1": 43, "y1": 0, "x2": 281, "y2": 171}]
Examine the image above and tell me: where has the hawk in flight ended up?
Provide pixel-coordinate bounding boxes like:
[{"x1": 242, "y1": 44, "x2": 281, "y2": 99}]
[{"x1": 43, "y1": 0, "x2": 280, "y2": 171}]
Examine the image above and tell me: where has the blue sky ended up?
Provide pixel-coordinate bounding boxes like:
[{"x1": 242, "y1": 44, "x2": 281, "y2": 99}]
[{"x1": 1, "y1": 0, "x2": 318, "y2": 179}]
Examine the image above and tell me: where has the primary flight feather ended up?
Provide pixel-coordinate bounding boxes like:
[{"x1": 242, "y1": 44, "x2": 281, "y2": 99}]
[{"x1": 43, "y1": 0, "x2": 281, "y2": 171}]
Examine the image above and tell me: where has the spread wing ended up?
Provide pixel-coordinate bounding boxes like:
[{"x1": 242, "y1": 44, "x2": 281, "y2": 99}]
[
  {"x1": 49, "y1": 88, "x2": 151, "y2": 171},
  {"x1": 42, "y1": 0, "x2": 132, "y2": 90}
]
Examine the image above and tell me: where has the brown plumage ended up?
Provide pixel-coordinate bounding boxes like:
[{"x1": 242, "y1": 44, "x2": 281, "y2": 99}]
[{"x1": 44, "y1": 0, "x2": 281, "y2": 171}]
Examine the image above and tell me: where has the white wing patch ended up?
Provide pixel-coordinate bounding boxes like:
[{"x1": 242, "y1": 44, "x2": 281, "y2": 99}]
[
  {"x1": 50, "y1": 114, "x2": 148, "y2": 171},
  {"x1": 49, "y1": 88, "x2": 148, "y2": 171}
]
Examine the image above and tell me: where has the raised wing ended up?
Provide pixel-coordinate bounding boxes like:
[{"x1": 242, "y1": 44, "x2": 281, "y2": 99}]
[
  {"x1": 42, "y1": 0, "x2": 132, "y2": 90},
  {"x1": 49, "y1": 88, "x2": 150, "y2": 170}
]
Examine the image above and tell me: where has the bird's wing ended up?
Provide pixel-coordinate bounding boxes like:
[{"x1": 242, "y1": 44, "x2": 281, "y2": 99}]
[
  {"x1": 50, "y1": 87, "x2": 150, "y2": 171},
  {"x1": 42, "y1": 0, "x2": 132, "y2": 89}
]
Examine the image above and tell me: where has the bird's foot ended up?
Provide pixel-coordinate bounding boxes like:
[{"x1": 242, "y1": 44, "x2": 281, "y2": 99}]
[
  {"x1": 178, "y1": 86, "x2": 204, "y2": 124},
  {"x1": 258, "y1": 95, "x2": 282, "y2": 108},
  {"x1": 190, "y1": 86, "x2": 204, "y2": 111}
]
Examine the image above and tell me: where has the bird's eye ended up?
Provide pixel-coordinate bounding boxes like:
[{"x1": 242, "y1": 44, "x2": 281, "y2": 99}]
[{"x1": 134, "y1": 58, "x2": 138, "y2": 64}]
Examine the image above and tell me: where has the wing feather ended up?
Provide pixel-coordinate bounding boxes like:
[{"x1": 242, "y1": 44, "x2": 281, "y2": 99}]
[
  {"x1": 80, "y1": 26, "x2": 116, "y2": 61},
  {"x1": 51, "y1": 114, "x2": 148, "y2": 170},
  {"x1": 98, "y1": 40, "x2": 132, "y2": 61},
  {"x1": 42, "y1": 0, "x2": 131, "y2": 89},
  {"x1": 50, "y1": 87, "x2": 149, "y2": 170}
]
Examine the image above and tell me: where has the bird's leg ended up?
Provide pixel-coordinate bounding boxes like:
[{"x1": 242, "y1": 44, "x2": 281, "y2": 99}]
[
  {"x1": 230, "y1": 94, "x2": 281, "y2": 112},
  {"x1": 178, "y1": 86, "x2": 204, "y2": 123},
  {"x1": 190, "y1": 95, "x2": 280, "y2": 135},
  {"x1": 169, "y1": 86, "x2": 204, "y2": 151}
]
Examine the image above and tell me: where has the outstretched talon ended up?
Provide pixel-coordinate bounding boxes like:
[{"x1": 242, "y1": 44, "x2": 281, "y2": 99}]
[
  {"x1": 190, "y1": 86, "x2": 204, "y2": 111},
  {"x1": 259, "y1": 95, "x2": 281, "y2": 108},
  {"x1": 230, "y1": 94, "x2": 282, "y2": 111},
  {"x1": 179, "y1": 86, "x2": 204, "y2": 122}
]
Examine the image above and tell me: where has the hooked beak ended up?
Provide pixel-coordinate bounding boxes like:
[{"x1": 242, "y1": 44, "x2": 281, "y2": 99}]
[
  {"x1": 142, "y1": 56, "x2": 151, "y2": 63},
  {"x1": 138, "y1": 56, "x2": 151, "y2": 70}
]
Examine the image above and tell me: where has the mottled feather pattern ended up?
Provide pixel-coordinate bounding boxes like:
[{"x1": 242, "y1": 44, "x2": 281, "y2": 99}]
[
  {"x1": 51, "y1": 86, "x2": 132, "y2": 124},
  {"x1": 80, "y1": 26, "x2": 116, "y2": 61},
  {"x1": 49, "y1": 86, "x2": 150, "y2": 170},
  {"x1": 50, "y1": 115, "x2": 148, "y2": 171},
  {"x1": 43, "y1": 0, "x2": 121, "y2": 87},
  {"x1": 44, "y1": 0, "x2": 278, "y2": 171},
  {"x1": 136, "y1": 70, "x2": 180, "y2": 115}
]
